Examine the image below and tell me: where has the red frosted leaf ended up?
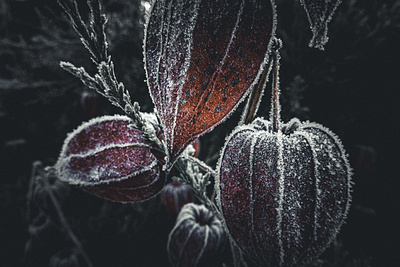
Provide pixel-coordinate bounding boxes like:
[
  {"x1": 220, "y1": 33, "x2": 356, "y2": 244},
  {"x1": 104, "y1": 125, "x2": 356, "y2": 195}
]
[
  {"x1": 145, "y1": 0, "x2": 276, "y2": 164},
  {"x1": 56, "y1": 114, "x2": 166, "y2": 202}
]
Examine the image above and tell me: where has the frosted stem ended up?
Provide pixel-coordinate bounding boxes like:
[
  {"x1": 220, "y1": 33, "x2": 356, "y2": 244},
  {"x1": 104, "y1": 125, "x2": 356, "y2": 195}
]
[
  {"x1": 270, "y1": 38, "x2": 282, "y2": 133},
  {"x1": 242, "y1": 58, "x2": 273, "y2": 125},
  {"x1": 175, "y1": 157, "x2": 223, "y2": 221}
]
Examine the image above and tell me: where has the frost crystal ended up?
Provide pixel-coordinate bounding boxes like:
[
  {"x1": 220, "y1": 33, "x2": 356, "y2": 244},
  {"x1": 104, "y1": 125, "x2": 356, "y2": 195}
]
[
  {"x1": 144, "y1": 0, "x2": 276, "y2": 165},
  {"x1": 216, "y1": 117, "x2": 352, "y2": 266},
  {"x1": 299, "y1": 0, "x2": 342, "y2": 50}
]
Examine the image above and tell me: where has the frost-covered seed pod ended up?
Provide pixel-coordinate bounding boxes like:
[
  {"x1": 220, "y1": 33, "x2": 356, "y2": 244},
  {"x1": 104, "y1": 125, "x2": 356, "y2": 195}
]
[
  {"x1": 216, "y1": 117, "x2": 352, "y2": 266},
  {"x1": 167, "y1": 203, "x2": 224, "y2": 267},
  {"x1": 56, "y1": 114, "x2": 166, "y2": 203},
  {"x1": 163, "y1": 181, "x2": 194, "y2": 216}
]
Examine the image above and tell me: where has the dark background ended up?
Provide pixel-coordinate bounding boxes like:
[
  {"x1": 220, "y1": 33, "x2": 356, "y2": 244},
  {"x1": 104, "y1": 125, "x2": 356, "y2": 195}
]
[{"x1": 1, "y1": 0, "x2": 399, "y2": 266}]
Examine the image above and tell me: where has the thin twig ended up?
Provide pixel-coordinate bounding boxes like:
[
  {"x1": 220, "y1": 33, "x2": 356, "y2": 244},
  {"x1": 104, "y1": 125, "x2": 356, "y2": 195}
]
[
  {"x1": 180, "y1": 155, "x2": 217, "y2": 178},
  {"x1": 175, "y1": 157, "x2": 223, "y2": 221},
  {"x1": 241, "y1": 57, "x2": 273, "y2": 125},
  {"x1": 41, "y1": 166, "x2": 93, "y2": 267},
  {"x1": 27, "y1": 161, "x2": 42, "y2": 221},
  {"x1": 57, "y1": 0, "x2": 165, "y2": 154}
]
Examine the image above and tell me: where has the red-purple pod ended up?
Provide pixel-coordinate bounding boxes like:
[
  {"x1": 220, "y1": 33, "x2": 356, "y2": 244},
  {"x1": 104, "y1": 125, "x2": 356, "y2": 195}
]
[
  {"x1": 80, "y1": 91, "x2": 100, "y2": 118},
  {"x1": 163, "y1": 181, "x2": 194, "y2": 216},
  {"x1": 167, "y1": 203, "x2": 224, "y2": 267},
  {"x1": 55, "y1": 114, "x2": 166, "y2": 203},
  {"x1": 216, "y1": 117, "x2": 352, "y2": 266}
]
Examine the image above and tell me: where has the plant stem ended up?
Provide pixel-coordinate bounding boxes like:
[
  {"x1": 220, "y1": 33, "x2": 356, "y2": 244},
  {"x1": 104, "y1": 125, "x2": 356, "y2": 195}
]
[
  {"x1": 241, "y1": 57, "x2": 273, "y2": 125},
  {"x1": 175, "y1": 157, "x2": 223, "y2": 221},
  {"x1": 270, "y1": 38, "x2": 282, "y2": 133},
  {"x1": 41, "y1": 166, "x2": 93, "y2": 267}
]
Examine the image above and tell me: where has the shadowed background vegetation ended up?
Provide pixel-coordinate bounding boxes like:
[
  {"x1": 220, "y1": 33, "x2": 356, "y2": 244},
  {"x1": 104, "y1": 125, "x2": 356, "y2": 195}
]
[{"x1": 1, "y1": 0, "x2": 399, "y2": 266}]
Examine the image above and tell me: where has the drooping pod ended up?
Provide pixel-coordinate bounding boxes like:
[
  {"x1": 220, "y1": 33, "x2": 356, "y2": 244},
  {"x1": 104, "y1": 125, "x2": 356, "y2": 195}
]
[
  {"x1": 167, "y1": 203, "x2": 224, "y2": 267},
  {"x1": 216, "y1": 117, "x2": 352, "y2": 266},
  {"x1": 55, "y1": 114, "x2": 166, "y2": 203}
]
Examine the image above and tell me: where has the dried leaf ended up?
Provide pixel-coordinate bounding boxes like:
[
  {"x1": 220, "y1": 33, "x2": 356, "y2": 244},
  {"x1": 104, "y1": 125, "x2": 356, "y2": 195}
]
[
  {"x1": 300, "y1": 0, "x2": 342, "y2": 50},
  {"x1": 144, "y1": 0, "x2": 276, "y2": 164}
]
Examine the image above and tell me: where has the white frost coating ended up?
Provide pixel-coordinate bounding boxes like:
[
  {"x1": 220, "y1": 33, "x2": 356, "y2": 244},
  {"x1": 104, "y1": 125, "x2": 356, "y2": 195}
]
[
  {"x1": 181, "y1": 0, "x2": 245, "y2": 130},
  {"x1": 57, "y1": 157, "x2": 159, "y2": 186},
  {"x1": 62, "y1": 142, "x2": 152, "y2": 162},
  {"x1": 301, "y1": 121, "x2": 353, "y2": 238},
  {"x1": 143, "y1": 0, "x2": 168, "y2": 160},
  {"x1": 276, "y1": 132, "x2": 285, "y2": 266},
  {"x1": 281, "y1": 136, "x2": 302, "y2": 265},
  {"x1": 248, "y1": 131, "x2": 257, "y2": 258},
  {"x1": 141, "y1": 111, "x2": 159, "y2": 126},
  {"x1": 205, "y1": 0, "x2": 244, "y2": 89},
  {"x1": 293, "y1": 130, "x2": 321, "y2": 243},
  {"x1": 62, "y1": 114, "x2": 133, "y2": 144},
  {"x1": 170, "y1": 0, "x2": 201, "y2": 157},
  {"x1": 156, "y1": 0, "x2": 170, "y2": 114},
  {"x1": 294, "y1": 120, "x2": 353, "y2": 259},
  {"x1": 214, "y1": 120, "x2": 265, "y2": 253},
  {"x1": 248, "y1": 133, "x2": 257, "y2": 229}
]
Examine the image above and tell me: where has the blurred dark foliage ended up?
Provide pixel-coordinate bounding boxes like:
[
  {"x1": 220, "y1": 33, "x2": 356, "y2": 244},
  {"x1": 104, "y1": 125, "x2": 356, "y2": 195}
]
[{"x1": 0, "y1": 0, "x2": 399, "y2": 266}]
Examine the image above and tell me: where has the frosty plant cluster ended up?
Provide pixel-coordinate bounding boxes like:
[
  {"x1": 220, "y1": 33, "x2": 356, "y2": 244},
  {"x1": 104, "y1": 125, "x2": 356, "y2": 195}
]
[{"x1": 51, "y1": 0, "x2": 351, "y2": 266}]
